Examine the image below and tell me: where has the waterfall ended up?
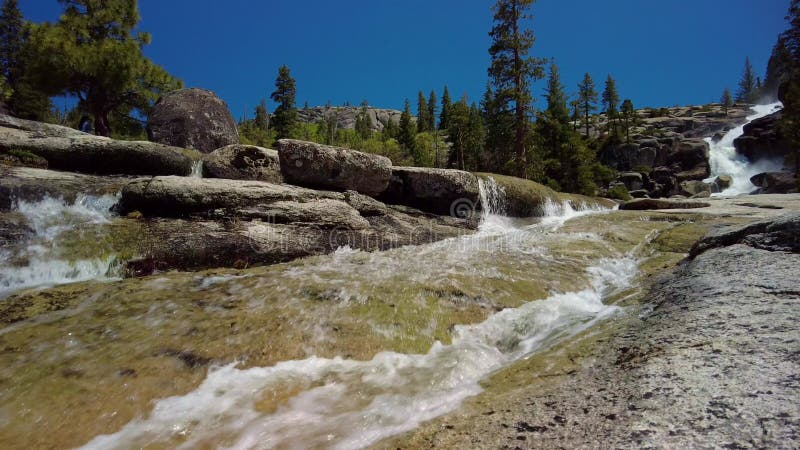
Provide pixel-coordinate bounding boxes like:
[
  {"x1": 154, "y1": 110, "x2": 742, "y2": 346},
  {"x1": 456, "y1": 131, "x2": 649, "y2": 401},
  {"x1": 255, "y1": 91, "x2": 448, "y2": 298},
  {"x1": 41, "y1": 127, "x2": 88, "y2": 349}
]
[
  {"x1": 0, "y1": 194, "x2": 121, "y2": 299},
  {"x1": 705, "y1": 102, "x2": 783, "y2": 196},
  {"x1": 190, "y1": 160, "x2": 204, "y2": 178}
]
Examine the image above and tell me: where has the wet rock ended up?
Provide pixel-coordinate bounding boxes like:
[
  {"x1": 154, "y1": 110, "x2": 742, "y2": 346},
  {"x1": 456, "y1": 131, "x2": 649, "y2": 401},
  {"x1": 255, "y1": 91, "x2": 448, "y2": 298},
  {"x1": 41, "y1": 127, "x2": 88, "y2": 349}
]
[
  {"x1": 734, "y1": 111, "x2": 791, "y2": 163},
  {"x1": 678, "y1": 180, "x2": 714, "y2": 197},
  {"x1": 379, "y1": 167, "x2": 480, "y2": 216},
  {"x1": 0, "y1": 114, "x2": 194, "y2": 176},
  {"x1": 0, "y1": 166, "x2": 127, "y2": 210},
  {"x1": 629, "y1": 189, "x2": 650, "y2": 198},
  {"x1": 714, "y1": 175, "x2": 732, "y2": 190},
  {"x1": 277, "y1": 139, "x2": 392, "y2": 196},
  {"x1": 147, "y1": 88, "x2": 239, "y2": 153},
  {"x1": 750, "y1": 172, "x2": 798, "y2": 194},
  {"x1": 619, "y1": 198, "x2": 710, "y2": 211},
  {"x1": 690, "y1": 213, "x2": 800, "y2": 257},
  {"x1": 202, "y1": 144, "x2": 282, "y2": 183}
]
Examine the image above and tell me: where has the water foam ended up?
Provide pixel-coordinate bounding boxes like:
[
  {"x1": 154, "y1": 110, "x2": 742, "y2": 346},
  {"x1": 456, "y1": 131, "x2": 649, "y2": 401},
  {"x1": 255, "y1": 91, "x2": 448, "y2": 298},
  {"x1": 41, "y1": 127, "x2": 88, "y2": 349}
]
[
  {"x1": 190, "y1": 160, "x2": 204, "y2": 178},
  {"x1": 0, "y1": 194, "x2": 120, "y2": 298},
  {"x1": 705, "y1": 102, "x2": 784, "y2": 196},
  {"x1": 80, "y1": 254, "x2": 637, "y2": 450}
]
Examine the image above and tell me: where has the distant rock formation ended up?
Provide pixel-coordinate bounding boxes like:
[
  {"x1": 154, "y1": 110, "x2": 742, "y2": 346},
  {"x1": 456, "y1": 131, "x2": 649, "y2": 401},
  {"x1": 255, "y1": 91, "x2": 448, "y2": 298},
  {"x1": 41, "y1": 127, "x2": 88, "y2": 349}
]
[{"x1": 296, "y1": 106, "x2": 406, "y2": 132}]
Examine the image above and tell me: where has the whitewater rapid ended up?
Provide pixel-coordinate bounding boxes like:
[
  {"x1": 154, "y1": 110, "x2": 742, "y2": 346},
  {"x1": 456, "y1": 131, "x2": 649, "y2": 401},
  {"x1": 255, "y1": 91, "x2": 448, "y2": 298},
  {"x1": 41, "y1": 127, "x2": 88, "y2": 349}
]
[
  {"x1": 705, "y1": 102, "x2": 784, "y2": 196},
  {"x1": 80, "y1": 180, "x2": 632, "y2": 450},
  {"x1": 0, "y1": 194, "x2": 120, "y2": 298}
]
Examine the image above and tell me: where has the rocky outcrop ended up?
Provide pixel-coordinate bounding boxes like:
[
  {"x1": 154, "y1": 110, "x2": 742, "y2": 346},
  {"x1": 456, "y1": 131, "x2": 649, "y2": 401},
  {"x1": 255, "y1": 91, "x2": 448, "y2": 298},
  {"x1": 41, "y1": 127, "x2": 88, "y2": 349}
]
[
  {"x1": 277, "y1": 139, "x2": 392, "y2": 196},
  {"x1": 202, "y1": 144, "x2": 282, "y2": 183},
  {"x1": 750, "y1": 171, "x2": 798, "y2": 194},
  {"x1": 619, "y1": 198, "x2": 710, "y2": 211},
  {"x1": 0, "y1": 166, "x2": 128, "y2": 210},
  {"x1": 690, "y1": 213, "x2": 800, "y2": 257},
  {"x1": 118, "y1": 176, "x2": 354, "y2": 219},
  {"x1": 734, "y1": 111, "x2": 791, "y2": 163},
  {"x1": 147, "y1": 88, "x2": 239, "y2": 153},
  {"x1": 296, "y1": 106, "x2": 404, "y2": 133},
  {"x1": 476, "y1": 173, "x2": 614, "y2": 217},
  {"x1": 0, "y1": 114, "x2": 194, "y2": 176},
  {"x1": 378, "y1": 167, "x2": 480, "y2": 217},
  {"x1": 669, "y1": 139, "x2": 710, "y2": 181}
]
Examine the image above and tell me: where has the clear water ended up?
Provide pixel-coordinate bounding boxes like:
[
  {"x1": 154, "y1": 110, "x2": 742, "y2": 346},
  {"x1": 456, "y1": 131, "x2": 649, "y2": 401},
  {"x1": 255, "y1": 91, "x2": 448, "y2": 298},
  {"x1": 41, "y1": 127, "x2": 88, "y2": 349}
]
[
  {"x1": 79, "y1": 182, "x2": 631, "y2": 450},
  {"x1": 705, "y1": 102, "x2": 784, "y2": 196},
  {"x1": 0, "y1": 194, "x2": 120, "y2": 298}
]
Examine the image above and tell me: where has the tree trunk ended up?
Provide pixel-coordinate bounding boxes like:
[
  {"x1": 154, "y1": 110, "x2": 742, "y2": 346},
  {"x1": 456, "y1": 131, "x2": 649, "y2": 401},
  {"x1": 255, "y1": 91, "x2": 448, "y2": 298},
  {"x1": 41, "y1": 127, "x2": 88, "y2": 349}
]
[
  {"x1": 512, "y1": 4, "x2": 526, "y2": 178},
  {"x1": 92, "y1": 108, "x2": 110, "y2": 137}
]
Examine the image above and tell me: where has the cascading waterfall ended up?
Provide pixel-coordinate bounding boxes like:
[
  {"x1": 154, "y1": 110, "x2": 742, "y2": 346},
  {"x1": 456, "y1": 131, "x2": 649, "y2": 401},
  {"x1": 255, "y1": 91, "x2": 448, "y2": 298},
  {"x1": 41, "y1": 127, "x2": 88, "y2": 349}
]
[
  {"x1": 80, "y1": 184, "x2": 630, "y2": 450},
  {"x1": 705, "y1": 102, "x2": 784, "y2": 196},
  {"x1": 190, "y1": 160, "x2": 204, "y2": 178},
  {"x1": 0, "y1": 194, "x2": 121, "y2": 298}
]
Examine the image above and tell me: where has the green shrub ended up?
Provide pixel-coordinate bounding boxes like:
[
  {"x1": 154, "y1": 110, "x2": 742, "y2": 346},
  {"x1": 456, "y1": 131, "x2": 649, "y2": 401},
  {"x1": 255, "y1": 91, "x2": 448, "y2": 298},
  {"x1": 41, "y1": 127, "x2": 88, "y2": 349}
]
[{"x1": 607, "y1": 184, "x2": 632, "y2": 201}]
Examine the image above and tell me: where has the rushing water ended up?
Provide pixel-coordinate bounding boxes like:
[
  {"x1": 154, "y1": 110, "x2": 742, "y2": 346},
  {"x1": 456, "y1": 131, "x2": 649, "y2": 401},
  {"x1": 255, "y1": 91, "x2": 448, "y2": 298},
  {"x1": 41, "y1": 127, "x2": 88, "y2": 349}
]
[
  {"x1": 190, "y1": 160, "x2": 204, "y2": 178},
  {"x1": 77, "y1": 179, "x2": 634, "y2": 450},
  {"x1": 0, "y1": 194, "x2": 120, "y2": 298},
  {"x1": 705, "y1": 102, "x2": 784, "y2": 196}
]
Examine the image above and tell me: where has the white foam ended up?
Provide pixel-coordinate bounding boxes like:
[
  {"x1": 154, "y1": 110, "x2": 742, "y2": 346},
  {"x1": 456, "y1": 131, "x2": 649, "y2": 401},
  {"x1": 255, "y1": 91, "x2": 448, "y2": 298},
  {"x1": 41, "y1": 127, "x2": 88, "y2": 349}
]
[
  {"x1": 190, "y1": 160, "x2": 204, "y2": 178},
  {"x1": 79, "y1": 254, "x2": 637, "y2": 450},
  {"x1": 0, "y1": 194, "x2": 120, "y2": 298},
  {"x1": 706, "y1": 102, "x2": 784, "y2": 196}
]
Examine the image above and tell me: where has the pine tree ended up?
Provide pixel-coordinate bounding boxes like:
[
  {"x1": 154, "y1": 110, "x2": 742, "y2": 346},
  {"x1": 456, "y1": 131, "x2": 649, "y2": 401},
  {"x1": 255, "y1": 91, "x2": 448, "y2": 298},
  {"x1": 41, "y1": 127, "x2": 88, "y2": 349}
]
[
  {"x1": 577, "y1": 73, "x2": 598, "y2": 138},
  {"x1": 601, "y1": 75, "x2": 620, "y2": 135},
  {"x1": 736, "y1": 57, "x2": 758, "y2": 103},
  {"x1": 355, "y1": 99, "x2": 373, "y2": 140},
  {"x1": 427, "y1": 90, "x2": 437, "y2": 131},
  {"x1": 254, "y1": 99, "x2": 269, "y2": 131},
  {"x1": 0, "y1": 0, "x2": 53, "y2": 121},
  {"x1": 467, "y1": 102, "x2": 486, "y2": 170},
  {"x1": 447, "y1": 99, "x2": 470, "y2": 170},
  {"x1": 270, "y1": 65, "x2": 297, "y2": 141},
  {"x1": 777, "y1": 0, "x2": 800, "y2": 181},
  {"x1": 620, "y1": 99, "x2": 635, "y2": 144},
  {"x1": 487, "y1": 0, "x2": 546, "y2": 178},
  {"x1": 536, "y1": 60, "x2": 572, "y2": 189},
  {"x1": 417, "y1": 90, "x2": 429, "y2": 133},
  {"x1": 440, "y1": 86, "x2": 452, "y2": 130},
  {"x1": 763, "y1": 39, "x2": 791, "y2": 101},
  {"x1": 0, "y1": 0, "x2": 22, "y2": 87},
  {"x1": 721, "y1": 88, "x2": 733, "y2": 117},
  {"x1": 398, "y1": 98, "x2": 418, "y2": 162},
  {"x1": 24, "y1": 0, "x2": 181, "y2": 134}
]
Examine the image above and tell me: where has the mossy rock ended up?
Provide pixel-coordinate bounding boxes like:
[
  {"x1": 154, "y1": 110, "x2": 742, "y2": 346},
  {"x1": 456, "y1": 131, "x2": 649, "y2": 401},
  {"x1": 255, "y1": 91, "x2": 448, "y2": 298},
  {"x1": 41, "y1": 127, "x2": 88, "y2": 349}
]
[{"x1": 474, "y1": 173, "x2": 615, "y2": 217}]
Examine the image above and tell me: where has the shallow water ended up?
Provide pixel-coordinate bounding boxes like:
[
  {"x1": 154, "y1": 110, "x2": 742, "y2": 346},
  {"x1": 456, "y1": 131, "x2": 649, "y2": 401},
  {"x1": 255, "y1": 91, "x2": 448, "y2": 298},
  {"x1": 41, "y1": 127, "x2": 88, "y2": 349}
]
[
  {"x1": 0, "y1": 179, "x2": 673, "y2": 449},
  {"x1": 0, "y1": 194, "x2": 121, "y2": 298}
]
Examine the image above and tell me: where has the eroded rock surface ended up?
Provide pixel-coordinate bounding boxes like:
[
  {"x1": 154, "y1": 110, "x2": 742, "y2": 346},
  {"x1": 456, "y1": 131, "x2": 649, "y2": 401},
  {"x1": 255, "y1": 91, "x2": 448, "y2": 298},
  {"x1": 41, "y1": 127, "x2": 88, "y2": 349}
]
[{"x1": 0, "y1": 114, "x2": 194, "y2": 176}]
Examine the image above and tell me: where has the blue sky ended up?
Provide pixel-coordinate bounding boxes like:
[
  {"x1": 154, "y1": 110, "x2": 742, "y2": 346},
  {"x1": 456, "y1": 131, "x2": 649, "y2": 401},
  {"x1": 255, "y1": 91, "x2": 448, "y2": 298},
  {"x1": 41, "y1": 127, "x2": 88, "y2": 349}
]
[{"x1": 22, "y1": 0, "x2": 789, "y2": 118}]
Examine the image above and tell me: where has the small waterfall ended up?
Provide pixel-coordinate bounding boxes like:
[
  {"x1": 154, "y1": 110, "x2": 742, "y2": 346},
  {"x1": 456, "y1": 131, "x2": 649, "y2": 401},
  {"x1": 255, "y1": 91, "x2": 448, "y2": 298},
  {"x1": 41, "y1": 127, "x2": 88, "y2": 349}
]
[
  {"x1": 705, "y1": 102, "x2": 784, "y2": 195},
  {"x1": 477, "y1": 177, "x2": 516, "y2": 234},
  {"x1": 0, "y1": 194, "x2": 120, "y2": 298},
  {"x1": 190, "y1": 160, "x2": 204, "y2": 178}
]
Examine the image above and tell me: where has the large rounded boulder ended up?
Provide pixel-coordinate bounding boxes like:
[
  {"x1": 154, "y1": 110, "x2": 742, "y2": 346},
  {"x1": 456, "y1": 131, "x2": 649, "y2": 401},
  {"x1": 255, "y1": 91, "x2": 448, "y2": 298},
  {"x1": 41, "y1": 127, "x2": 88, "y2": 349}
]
[
  {"x1": 378, "y1": 167, "x2": 480, "y2": 216},
  {"x1": 277, "y1": 139, "x2": 391, "y2": 196},
  {"x1": 203, "y1": 144, "x2": 282, "y2": 183},
  {"x1": 147, "y1": 88, "x2": 239, "y2": 153}
]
